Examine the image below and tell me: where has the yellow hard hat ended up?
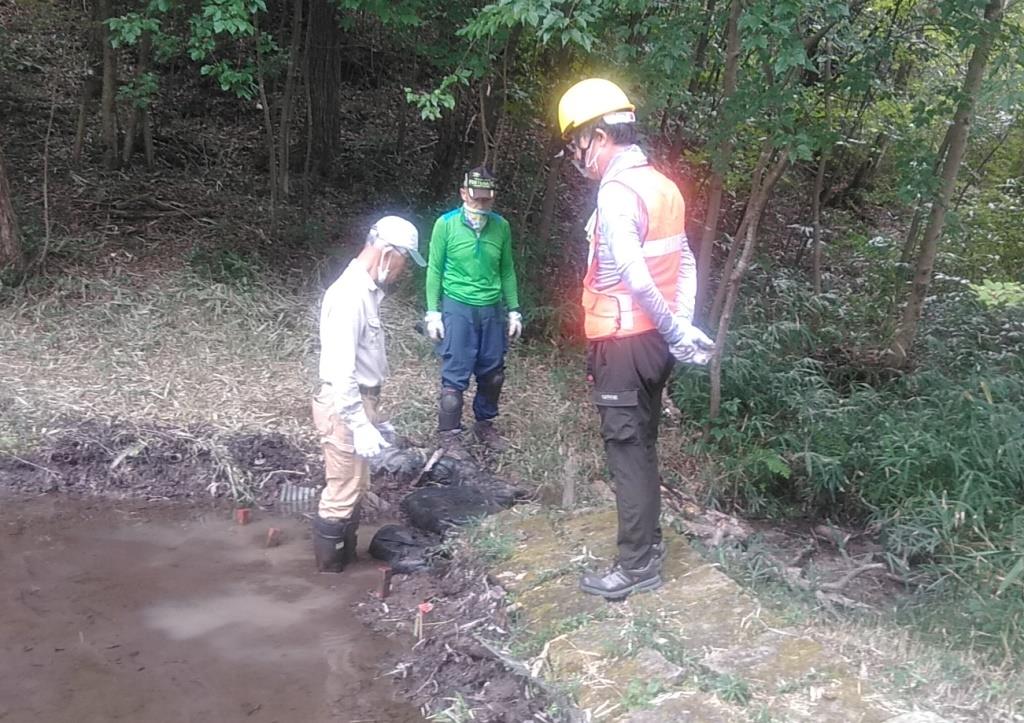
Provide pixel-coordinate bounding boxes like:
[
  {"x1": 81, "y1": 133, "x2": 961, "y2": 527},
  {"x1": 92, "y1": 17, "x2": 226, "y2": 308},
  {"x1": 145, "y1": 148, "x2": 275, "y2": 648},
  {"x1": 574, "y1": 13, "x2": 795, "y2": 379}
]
[{"x1": 557, "y1": 78, "x2": 635, "y2": 139}]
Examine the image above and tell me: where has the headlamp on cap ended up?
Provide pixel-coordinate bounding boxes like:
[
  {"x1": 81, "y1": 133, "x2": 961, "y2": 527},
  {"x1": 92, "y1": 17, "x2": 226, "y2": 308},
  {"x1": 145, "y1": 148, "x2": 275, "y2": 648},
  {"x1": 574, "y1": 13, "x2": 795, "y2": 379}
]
[{"x1": 462, "y1": 169, "x2": 497, "y2": 200}]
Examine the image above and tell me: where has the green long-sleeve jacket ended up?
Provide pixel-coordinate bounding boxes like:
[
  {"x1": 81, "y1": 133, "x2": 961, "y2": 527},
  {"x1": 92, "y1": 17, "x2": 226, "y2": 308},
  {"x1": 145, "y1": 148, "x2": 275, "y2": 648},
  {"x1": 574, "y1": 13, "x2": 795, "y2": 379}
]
[{"x1": 425, "y1": 208, "x2": 520, "y2": 312}]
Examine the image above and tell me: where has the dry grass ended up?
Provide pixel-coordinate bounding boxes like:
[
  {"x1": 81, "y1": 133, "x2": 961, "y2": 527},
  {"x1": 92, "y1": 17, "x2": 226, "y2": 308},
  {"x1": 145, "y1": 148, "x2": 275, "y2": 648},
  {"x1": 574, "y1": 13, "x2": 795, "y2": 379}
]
[
  {"x1": 0, "y1": 263, "x2": 707, "y2": 508},
  {"x1": 0, "y1": 269, "x2": 318, "y2": 452},
  {"x1": 812, "y1": 615, "x2": 1024, "y2": 721}
]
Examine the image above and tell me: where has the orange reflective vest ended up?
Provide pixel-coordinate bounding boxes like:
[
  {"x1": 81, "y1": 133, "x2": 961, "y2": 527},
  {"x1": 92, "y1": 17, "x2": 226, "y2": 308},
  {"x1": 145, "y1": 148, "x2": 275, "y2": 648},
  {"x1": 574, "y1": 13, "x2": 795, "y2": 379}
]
[{"x1": 582, "y1": 165, "x2": 686, "y2": 340}]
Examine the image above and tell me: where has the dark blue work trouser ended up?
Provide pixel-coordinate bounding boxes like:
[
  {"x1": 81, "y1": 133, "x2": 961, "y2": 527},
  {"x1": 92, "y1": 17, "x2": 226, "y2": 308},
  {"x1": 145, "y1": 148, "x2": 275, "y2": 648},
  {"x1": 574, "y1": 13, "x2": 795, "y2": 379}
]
[{"x1": 439, "y1": 295, "x2": 507, "y2": 422}]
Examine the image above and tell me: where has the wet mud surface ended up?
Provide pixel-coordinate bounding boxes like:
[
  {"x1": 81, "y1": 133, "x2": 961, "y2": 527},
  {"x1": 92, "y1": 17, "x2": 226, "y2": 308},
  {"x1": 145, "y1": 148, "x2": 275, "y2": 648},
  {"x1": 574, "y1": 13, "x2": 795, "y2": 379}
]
[{"x1": 0, "y1": 493, "x2": 425, "y2": 723}]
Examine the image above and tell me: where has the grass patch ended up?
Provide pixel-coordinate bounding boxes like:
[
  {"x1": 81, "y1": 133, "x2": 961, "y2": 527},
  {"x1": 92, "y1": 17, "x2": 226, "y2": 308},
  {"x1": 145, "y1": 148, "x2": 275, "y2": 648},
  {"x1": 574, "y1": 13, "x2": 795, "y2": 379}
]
[
  {"x1": 507, "y1": 610, "x2": 604, "y2": 659},
  {"x1": 441, "y1": 517, "x2": 518, "y2": 566},
  {"x1": 621, "y1": 679, "x2": 665, "y2": 711}
]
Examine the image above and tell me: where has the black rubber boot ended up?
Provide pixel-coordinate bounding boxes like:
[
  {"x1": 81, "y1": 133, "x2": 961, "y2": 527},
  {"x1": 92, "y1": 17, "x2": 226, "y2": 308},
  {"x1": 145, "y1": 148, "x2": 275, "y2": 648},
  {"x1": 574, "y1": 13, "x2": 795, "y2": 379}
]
[
  {"x1": 579, "y1": 556, "x2": 663, "y2": 601},
  {"x1": 340, "y1": 505, "x2": 360, "y2": 568},
  {"x1": 313, "y1": 515, "x2": 354, "y2": 573}
]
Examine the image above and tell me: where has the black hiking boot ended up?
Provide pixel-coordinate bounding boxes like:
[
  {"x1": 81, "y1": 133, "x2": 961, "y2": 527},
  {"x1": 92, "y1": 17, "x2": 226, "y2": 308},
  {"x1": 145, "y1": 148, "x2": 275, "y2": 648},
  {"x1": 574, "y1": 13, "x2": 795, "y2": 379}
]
[
  {"x1": 313, "y1": 515, "x2": 357, "y2": 573},
  {"x1": 579, "y1": 556, "x2": 663, "y2": 601},
  {"x1": 473, "y1": 420, "x2": 509, "y2": 452}
]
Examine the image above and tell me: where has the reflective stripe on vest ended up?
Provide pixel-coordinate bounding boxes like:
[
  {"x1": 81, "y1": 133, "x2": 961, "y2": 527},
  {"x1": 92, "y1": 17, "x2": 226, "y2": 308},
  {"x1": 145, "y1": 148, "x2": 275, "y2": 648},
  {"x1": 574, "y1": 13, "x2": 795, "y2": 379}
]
[{"x1": 582, "y1": 165, "x2": 686, "y2": 340}]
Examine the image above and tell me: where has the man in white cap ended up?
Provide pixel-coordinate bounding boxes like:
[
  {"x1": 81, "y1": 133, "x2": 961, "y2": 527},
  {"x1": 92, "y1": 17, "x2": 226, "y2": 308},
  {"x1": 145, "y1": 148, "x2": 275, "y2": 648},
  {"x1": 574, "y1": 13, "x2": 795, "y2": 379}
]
[{"x1": 311, "y1": 215, "x2": 426, "y2": 572}]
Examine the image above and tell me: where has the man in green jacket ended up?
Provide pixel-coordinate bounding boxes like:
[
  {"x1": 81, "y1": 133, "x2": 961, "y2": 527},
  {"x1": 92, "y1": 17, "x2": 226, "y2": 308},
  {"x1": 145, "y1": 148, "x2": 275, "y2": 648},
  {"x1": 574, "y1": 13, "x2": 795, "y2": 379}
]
[{"x1": 424, "y1": 167, "x2": 522, "y2": 451}]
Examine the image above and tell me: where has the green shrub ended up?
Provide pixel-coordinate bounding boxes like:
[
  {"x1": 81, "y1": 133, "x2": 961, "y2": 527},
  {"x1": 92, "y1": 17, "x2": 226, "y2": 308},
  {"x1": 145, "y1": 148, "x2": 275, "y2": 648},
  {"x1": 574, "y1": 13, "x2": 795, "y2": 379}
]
[{"x1": 671, "y1": 263, "x2": 1024, "y2": 663}]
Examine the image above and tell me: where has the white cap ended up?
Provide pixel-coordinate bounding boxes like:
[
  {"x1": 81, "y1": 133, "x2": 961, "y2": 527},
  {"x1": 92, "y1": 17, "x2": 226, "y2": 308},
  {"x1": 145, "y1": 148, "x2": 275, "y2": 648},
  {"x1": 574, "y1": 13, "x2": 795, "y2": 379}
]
[{"x1": 368, "y1": 215, "x2": 426, "y2": 267}]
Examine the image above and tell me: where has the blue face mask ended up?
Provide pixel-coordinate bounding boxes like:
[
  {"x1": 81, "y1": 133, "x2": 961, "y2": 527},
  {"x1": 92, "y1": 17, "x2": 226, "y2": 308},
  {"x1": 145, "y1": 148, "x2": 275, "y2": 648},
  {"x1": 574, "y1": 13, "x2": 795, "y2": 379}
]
[{"x1": 463, "y1": 204, "x2": 488, "y2": 232}]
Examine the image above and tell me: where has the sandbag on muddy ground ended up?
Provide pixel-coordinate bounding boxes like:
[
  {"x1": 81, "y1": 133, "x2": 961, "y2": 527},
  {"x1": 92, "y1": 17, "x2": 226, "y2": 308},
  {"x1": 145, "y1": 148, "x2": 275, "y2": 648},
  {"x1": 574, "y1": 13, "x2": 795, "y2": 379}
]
[
  {"x1": 400, "y1": 486, "x2": 516, "y2": 534},
  {"x1": 368, "y1": 524, "x2": 440, "y2": 573}
]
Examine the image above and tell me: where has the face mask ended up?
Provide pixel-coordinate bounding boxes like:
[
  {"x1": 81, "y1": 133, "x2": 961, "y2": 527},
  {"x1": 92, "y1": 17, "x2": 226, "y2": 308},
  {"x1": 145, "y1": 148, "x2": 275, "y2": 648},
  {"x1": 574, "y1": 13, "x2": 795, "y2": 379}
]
[
  {"x1": 570, "y1": 132, "x2": 602, "y2": 180},
  {"x1": 463, "y1": 204, "x2": 488, "y2": 231},
  {"x1": 376, "y1": 251, "x2": 392, "y2": 287}
]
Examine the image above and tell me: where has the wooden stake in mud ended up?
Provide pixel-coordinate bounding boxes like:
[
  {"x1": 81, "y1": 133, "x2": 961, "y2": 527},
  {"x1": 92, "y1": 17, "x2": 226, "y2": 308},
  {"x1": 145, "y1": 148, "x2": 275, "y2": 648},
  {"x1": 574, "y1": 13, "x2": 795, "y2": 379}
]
[
  {"x1": 414, "y1": 601, "x2": 433, "y2": 641},
  {"x1": 376, "y1": 567, "x2": 393, "y2": 599}
]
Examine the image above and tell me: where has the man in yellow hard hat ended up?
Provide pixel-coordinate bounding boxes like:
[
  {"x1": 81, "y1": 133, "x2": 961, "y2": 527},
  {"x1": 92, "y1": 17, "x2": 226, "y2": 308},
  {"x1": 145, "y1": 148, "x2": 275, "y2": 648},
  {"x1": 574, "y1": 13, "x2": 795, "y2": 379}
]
[{"x1": 557, "y1": 78, "x2": 713, "y2": 600}]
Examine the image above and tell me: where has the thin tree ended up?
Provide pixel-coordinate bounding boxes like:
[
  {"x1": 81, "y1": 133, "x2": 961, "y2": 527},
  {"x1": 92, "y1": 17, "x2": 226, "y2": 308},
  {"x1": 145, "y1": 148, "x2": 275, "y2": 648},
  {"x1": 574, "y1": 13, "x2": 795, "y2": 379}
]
[
  {"x1": 98, "y1": 0, "x2": 119, "y2": 170},
  {"x1": 888, "y1": 0, "x2": 1008, "y2": 365},
  {"x1": 709, "y1": 150, "x2": 790, "y2": 419},
  {"x1": 0, "y1": 145, "x2": 22, "y2": 274},
  {"x1": 695, "y1": 0, "x2": 742, "y2": 321}
]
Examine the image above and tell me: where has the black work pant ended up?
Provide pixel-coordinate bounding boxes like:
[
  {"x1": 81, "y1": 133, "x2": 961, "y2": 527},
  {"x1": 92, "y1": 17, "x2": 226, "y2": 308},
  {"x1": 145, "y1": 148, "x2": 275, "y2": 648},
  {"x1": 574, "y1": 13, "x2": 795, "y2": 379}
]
[{"x1": 590, "y1": 331, "x2": 674, "y2": 569}]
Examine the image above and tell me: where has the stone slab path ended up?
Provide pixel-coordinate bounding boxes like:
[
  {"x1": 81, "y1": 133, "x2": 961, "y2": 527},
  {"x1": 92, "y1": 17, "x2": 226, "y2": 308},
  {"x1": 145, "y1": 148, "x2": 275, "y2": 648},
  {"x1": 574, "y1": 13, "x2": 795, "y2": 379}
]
[{"x1": 487, "y1": 507, "x2": 944, "y2": 722}]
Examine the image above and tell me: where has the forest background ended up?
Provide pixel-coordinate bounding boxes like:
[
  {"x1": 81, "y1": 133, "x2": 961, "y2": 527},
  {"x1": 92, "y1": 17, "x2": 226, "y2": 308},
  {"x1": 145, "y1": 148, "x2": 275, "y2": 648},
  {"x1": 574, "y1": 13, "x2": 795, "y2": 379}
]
[{"x1": 2, "y1": 0, "x2": 1024, "y2": 686}]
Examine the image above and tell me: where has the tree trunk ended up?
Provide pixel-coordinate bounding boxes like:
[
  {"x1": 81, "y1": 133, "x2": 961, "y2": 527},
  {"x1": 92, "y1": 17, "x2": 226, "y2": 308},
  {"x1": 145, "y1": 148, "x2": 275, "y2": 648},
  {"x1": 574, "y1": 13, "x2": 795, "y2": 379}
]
[
  {"x1": 98, "y1": 0, "x2": 119, "y2": 170},
  {"x1": 888, "y1": 0, "x2": 1006, "y2": 366},
  {"x1": 0, "y1": 146, "x2": 22, "y2": 275},
  {"x1": 695, "y1": 0, "x2": 742, "y2": 323},
  {"x1": 277, "y1": 0, "x2": 303, "y2": 196},
  {"x1": 900, "y1": 126, "x2": 953, "y2": 264},
  {"x1": 811, "y1": 50, "x2": 832, "y2": 294},
  {"x1": 306, "y1": 0, "x2": 344, "y2": 177},
  {"x1": 142, "y1": 107, "x2": 155, "y2": 169},
  {"x1": 122, "y1": 32, "x2": 152, "y2": 165},
  {"x1": 687, "y1": 0, "x2": 720, "y2": 96},
  {"x1": 428, "y1": 99, "x2": 465, "y2": 199},
  {"x1": 254, "y1": 13, "x2": 279, "y2": 221},
  {"x1": 709, "y1": 152, "x2": 790, "y2": 420},
  {"x1": 535, "y1": 141, "x2": 565, "y2": 245},
  {"x1": 810, "y1": 153, "x2": 827, "y2": 294},
  {"x1": 709, "y1": 139, "x2": 773, "y2": 326},
  {"x1": 72, "y1": 1, "x2": 105, "y2": 167},
  {"x1": 72, "y1": 75, "x2": 102, "y2": 166}
]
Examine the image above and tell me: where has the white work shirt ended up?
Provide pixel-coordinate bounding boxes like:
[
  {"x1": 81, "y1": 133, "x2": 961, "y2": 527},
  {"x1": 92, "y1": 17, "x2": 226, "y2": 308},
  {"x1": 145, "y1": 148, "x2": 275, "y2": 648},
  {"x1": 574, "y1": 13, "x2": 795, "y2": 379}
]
[
  {"x1": 587, "y1": 145, "x2": 697, "y2": 345},
  {"x1": 318, "y1": 260, "x2": 388, "y2": 422}
]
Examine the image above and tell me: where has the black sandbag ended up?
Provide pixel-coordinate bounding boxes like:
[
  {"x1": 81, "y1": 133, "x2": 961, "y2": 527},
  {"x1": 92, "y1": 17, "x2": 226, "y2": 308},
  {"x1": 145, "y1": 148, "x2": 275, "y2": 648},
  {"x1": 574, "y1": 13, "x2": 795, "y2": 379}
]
[
  {"x1": 368, "y1": 524, "x2": 439, "y2": 573},
  {"x1": 422, "y1": 456, "x2": 528, "y2": 503},
  {"x1": 369, "y1": 447, "x2": 426, "y2": 481},
  {"x1": 400, "y1": 486, "x2": 514, "y2": 534}
]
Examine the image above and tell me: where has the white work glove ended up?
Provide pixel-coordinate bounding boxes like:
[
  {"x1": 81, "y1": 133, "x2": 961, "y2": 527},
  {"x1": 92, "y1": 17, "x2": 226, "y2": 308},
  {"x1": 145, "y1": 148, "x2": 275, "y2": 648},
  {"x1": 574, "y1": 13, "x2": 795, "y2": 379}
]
[
  {"x1": 507, "y1": 311, "x2": 523, "y2": 341},
  {"x1": 375, "y1": 420, "x2": 398, "y2": 445},
  {"x1": 669, "y1": 323, "x2": 715, "y2": 365},
  {"x1": 424, "y1": 311, "x2": 444, "y2": 341},
  {"x1": 349, "y1": 411, "x2": 391, "y2": 459}
]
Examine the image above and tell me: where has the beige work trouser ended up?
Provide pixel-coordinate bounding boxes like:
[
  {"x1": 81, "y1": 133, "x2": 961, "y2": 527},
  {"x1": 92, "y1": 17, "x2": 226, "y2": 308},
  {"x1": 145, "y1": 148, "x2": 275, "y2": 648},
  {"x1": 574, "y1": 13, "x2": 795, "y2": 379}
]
[{"x1": 312, "y1": 388, "x2": 380, "y2": 521}]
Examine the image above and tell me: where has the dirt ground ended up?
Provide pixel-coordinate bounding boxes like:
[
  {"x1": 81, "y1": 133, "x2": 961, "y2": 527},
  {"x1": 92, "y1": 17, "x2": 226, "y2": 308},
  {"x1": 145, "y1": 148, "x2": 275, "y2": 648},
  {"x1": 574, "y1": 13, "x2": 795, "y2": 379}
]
[{"x1": 0, "y1": 492, "x2": 425, "y2": 723}]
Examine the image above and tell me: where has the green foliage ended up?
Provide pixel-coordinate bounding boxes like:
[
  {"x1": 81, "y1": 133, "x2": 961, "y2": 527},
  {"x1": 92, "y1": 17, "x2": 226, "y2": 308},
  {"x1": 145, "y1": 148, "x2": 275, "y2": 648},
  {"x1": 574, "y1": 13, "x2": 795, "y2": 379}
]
[
  {"x1": 971, "y1": 279, "x2": 1024, "y2": 307},
  {"x1": 118, "y1": 71, "x2": 159, "y2": 109},
  {"x1": 460, "y1": 0, "x2": 604, "y2": 50},
  {"x1": 672, "y1": 257, "x2": 1024, "y2": 663},
  {"x1": 405, "y1": 70, "x2": 471, "y2": 121}
]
